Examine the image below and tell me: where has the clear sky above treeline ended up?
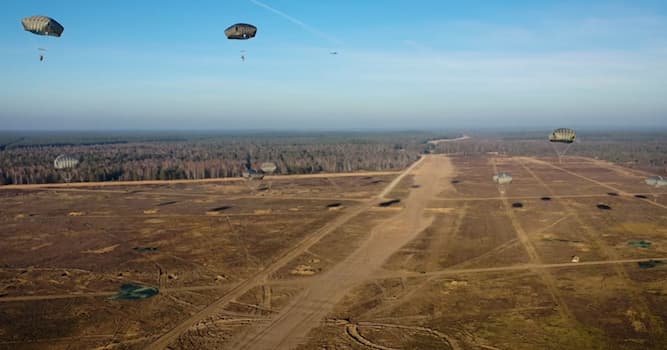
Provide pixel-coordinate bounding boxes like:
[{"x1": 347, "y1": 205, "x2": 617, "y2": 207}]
[{"x1": 1, "y1": 0, "x2": 666, "y2": 130}]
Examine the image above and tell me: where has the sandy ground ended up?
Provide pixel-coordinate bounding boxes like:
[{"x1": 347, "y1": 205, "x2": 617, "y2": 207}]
[{"x1": 228, "y1": 155, "x2": 451, "y2": 349}]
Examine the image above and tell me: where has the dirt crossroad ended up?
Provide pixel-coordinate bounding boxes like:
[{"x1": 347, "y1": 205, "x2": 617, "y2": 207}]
[
  {"x1": 230, "y1": 155, "x2": 451, "y2": 349},
  {"x1": 143, "y1": 157, "x2": 426, "y2": 350}
]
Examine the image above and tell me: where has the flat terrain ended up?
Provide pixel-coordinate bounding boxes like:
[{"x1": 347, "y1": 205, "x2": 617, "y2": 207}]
[{"x1": 1, "y1": 155, "x2": 666, "y2": 349}]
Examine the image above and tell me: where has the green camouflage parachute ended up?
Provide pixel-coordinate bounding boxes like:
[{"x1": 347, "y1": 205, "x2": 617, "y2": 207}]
[
  {"x1": 225, "y1": 23, "x2": 257, "y2": 40},
  {"x1": 21, "y1": 16, "x2": 64, "y2": 37}
]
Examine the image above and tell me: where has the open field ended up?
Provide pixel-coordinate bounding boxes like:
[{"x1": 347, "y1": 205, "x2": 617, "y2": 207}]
[{"x1": 1, "y1": 154, "x2": 666, "y2": 349}]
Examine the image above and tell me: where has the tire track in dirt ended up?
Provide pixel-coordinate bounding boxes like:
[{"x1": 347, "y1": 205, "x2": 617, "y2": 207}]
[
  {"x1": 344, "y1": 321, "x2": 460, "y2": 350},
  {"x1": 377, "y1": 257, "x2": 667, "y2": 280}
]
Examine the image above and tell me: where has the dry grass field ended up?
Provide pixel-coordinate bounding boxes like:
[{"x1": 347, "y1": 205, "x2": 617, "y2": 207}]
[{"x1": 1, "y1": 155, "x2": 666, "y2": 350}]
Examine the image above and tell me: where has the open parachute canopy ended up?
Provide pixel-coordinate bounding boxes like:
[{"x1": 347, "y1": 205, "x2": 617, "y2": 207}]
[
  {"x1": 645, "y1": 176, "x2": 667, "y2": 188},
  {"x1": 225, "y1": 23, "x2": 257, "y2": 40},
  {"x1": 22, "y1": 16, "x2": 64, "y2": 37},
  {"x1": 54, "y1": 154, "x2": 79, "y2": 170},
  {"x1": 549, "y1": 128, "x2": 576, "y2": 144},
  {"x1": 493, "y1": 172, "x2": 513, "y2": 185},
  {"x1": 260, "y1": 162, "x2": 277, "y2": 174}
]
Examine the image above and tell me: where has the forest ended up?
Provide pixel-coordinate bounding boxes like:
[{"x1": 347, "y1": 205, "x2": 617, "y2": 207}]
[
  {"x1": 0, "y1": 131, "x2": 445, "y2": 184},
  {"x1": 1, "y1": 130, "x2": 665, "y2": 185}
]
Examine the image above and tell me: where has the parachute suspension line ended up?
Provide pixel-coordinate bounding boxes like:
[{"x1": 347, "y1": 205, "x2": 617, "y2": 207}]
[
  {"x1": 28, "y1": 35, "x2": 41, "y2": 61},
  {"x1": 549, "y1": 143, "x2": 560, "y2": 163},
  {"x1": 561, "y1": 143, "x2": 574, "y2": 158},
  {"x1": 549, "y1": 143, "x2": 569, "y2": 164}
]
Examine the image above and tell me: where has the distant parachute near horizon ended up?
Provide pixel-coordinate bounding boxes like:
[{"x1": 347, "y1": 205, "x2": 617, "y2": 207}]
[
  {"x1": 645, "y1": 176, "x2": 667, "y2": 188},
  {"x1": 549, "y1": 128, "x2": 576, "y2": 163},
  {"x1": 260, "y1": 162, "x2": 277, "y2": 174},
  {"x1": 493, "y1": 172, "x2": 513, "y2": 185},
  {"x1": 53, "y1": 154, "x2": 79, "y2": 170},
  {"x1": 493, "y1": 172, "x2": 512, "y2": 195},
  {"x1": 225, "y1": 23, "x2": 257, "y2": 40},
  {"x1": 549, "y1": 128, "x2": 576, "y2": 144}
]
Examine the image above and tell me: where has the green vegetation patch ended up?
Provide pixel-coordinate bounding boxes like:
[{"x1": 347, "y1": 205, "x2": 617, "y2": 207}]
[
  {"x1": 628, "y1": 240, "x2": 652, "y2": 248},
  {"x1": 638, "y1": 260, "x2": 665, "y2": 269},
  {"x1": 133, "y1": 246, "x2": 159, "y2": 252},
  {"x1": 543, "y1": 238, "x2": 582, "y2": 243},
  {"x1": 378, "y1": 199, "x2": 401, "y2": 207},
  {"x1": 112, "y1": 284, "x2": 159, "y2": 300}
]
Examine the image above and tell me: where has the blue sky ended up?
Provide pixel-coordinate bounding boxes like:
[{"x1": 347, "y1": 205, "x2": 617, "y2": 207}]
[{"x1": 1, "y1": 0, "x2": 666, "y2": 130}]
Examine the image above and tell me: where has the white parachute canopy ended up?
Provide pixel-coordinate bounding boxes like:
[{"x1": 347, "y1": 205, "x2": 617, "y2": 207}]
[
  {"x1": 260, "y1": 162, "x2": 277, "y2": 174},
  {"x1": 493, "y1": 172, "x2": 513, "y2": 185},
  {"x1": 645, "y1": 176, "x2": 667, "y2": 188},
  {"x1": 54, "y1": 154, "x2": 79, "y2": 170}
]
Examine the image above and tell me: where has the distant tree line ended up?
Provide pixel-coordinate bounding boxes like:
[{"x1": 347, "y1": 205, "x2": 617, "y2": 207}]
[
  {"x1": 0, "y1": 132, "x2": 448, "y2": 185},
  {"x1": 4, "y1": 131, "x2": 660, "y2": 185}
]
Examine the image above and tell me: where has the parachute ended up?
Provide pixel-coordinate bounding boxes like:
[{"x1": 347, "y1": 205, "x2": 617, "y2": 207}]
[
  {"x1": 548, "y1": 128, "x2": 576, "y2": 163},
  {"x1": 260, "y1": 162, "x2": 277, "y2": 174},
  {"x1": 225, "y1": 24, "x2": 256, "y2": 61},
  {"x1": 54, "y1": 154, "x2": 79, "y2": 170},
  {"x1": 549, "y1": 128, "x2": 576, "y2": 143},
  {"x1": 493, "y1": 172, "x2": 512, "y2": 195},
  {"x1": 225, "y1": 23, "x2": 257, "y2": 40},
  {"x1": 645, "y1": 176, "x2": 667, "y2": 188},
  {"x1": 493, "y1": 173, "x2": 513, "y2": 185},
  {"x1": 54, "y1": 154, "x2": 79, "y2": 183},
  {"x1": 21, "y1": 16, "x2": 64, "y2": 37},
  {"x1": 22, "y1": 16, "x2": 63, "y2": 61}
]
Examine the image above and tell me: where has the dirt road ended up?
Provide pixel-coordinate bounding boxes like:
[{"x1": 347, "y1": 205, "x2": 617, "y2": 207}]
[
  {"x1": 143, "y1": 157, "x2": 425, "y2": 350},
  {"x1": 231, "y1": 155, "x2": 451, "y2": 350}
]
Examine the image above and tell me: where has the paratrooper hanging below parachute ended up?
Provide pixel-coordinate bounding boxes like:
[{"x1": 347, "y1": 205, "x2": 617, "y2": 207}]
[
  {"x1": 225, "y1": 24, "x2": 256, "y2": 61},
  {"x1": 22, "y1": 16, "x2": 63, "y2": 61}
]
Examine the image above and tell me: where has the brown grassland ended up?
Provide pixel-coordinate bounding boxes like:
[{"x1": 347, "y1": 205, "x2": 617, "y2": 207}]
[{"x1": 1, "y1": 154, "x2": 666, "y2": 350}]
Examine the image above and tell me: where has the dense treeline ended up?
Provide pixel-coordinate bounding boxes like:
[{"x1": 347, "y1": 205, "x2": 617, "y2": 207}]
[
  {"x1": 3, "y1": 131, "x2": 664, "y2": 185},
  {"x1": 0, "y1": 132, "x2": 449, "y2": 185}
]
